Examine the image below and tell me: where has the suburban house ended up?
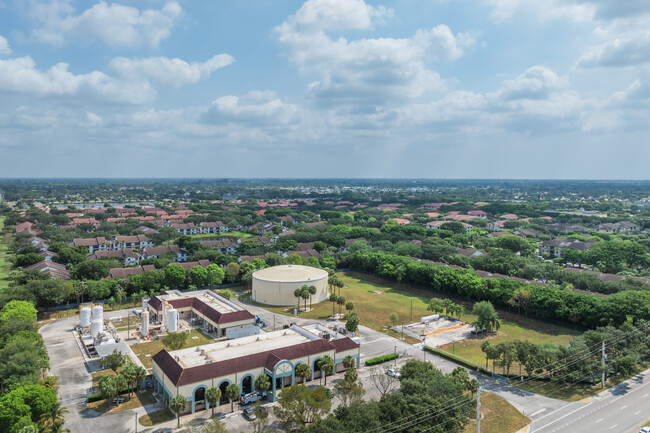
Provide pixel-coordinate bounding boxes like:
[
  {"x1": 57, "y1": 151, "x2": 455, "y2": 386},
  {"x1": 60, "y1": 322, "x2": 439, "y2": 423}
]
[
  {"x1": 172, "y1": 223, "x2": 200, "y2": 235},
  {"x1": 539, "y1": 238, "x2": 595, "y2": 258},
  {"x1": 598, "y1": 221, "x2": 640, "y2": 233},
  {"x1": 143, "y1": 245, "x2": 188, "y2": 262},
  {"x1": 109, "y1": 265, "x2": 157, "y2": 279},
  {"x1": 199, "y1": 239, "x2": 237, "y2": 254},
  {"x1": 487, "y1": 221, "x2": 506, "y2": 231},
  {"x1": 72, "y1": 237, "x2": 112, "y2": 253},
  {"x1": 468, "y1": 210, "x2": 487, "y2": 219},
  {"x1": 115, "y1": 235, "x2": 154, "y2": 250},
  {"x1": 200, "y1": 221, "x2": 228, "y2": 234},
  {"x1": 91, "y1": 249, "x2": 141, "y2": 266},
  {"x1": 25, "y1": 261, "x2": 70, "y2": 280},
  {"x1": 426, "y1": 221, "x2": 473, "y2": 234}
]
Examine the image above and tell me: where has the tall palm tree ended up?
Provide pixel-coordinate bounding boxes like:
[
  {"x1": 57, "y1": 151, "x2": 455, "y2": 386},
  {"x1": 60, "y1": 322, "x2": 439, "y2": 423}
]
[
  {"x1": 294, "y1": 288, "x2": 302, "y2": 312},
  {"x1": 337, "y1": 296, "x2": 346, "y2": 317},
  {"x1": 308, "y1": 285, "x2": 317, "y2": 309},
  {"x1": 330, "y1": 293, "x2": 338, "y2": 317}
]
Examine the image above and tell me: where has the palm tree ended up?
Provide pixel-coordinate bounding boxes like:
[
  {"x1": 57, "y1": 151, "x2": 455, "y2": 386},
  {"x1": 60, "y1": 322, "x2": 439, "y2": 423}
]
[
  {"x1": 205, "y1": 387, "x2": 221, "y2": 416},
  {"x1": 329, "y1": 293, "x2": 338, "y2": 317},
  {"x1": 294, "y1": 288, "x2": 302, "y2": 312},
  {"x1": 337, "y1": 296, "x2": 346, "y2": 317},
  {"x1": 134, "y1": 366, "x2": 147, "y2": 393},
  {"x1": 225, "y1": 383, "x2": 240, "y2": 413},
  {"x1": 342, "y1": 355, "x2": 356, "y2": 370},
  {"x1": 120, "y1": 363, "x2": 137, "y2": 397},
  {"x1": 295, "y1": 363, "x2": 311, "y2": 384},
  {"x1": 319, "y1": 355, "x2": 335, "y2": 386},
  {"x1": 300, "y1": 287, "x2": 310, "y2": 312},
  {"x1": 39, "y1": 402, "x2": 68, "y2": 431},
  {"x1": 255, "y1": 374, "x2": 270, "y2": 397},
  {"x1": 442, "y1": 299, "x2": 453, "y2": 317},
  {"x1": 308, "y1": 285, "x2": 317, "y2": 309},
  {"x1": 170, "y1": 395, "x2": 187, "y2": 428}
]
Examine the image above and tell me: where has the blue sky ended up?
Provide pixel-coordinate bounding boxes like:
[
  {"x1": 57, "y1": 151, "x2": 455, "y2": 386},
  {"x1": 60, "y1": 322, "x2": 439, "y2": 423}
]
[{"x1": 0, "y1": 0, "x2": 649, "y2": 178}]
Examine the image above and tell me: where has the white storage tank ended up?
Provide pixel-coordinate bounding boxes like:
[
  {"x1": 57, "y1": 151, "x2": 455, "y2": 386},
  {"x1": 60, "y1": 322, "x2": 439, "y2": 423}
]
[
  {"x1": 90, "y1": 319, "x2": 103, "y2": 338},
  {"x1": 92, "y1": 305, "x2": 104, "y2": 323},
  {"x1": 141, "y1": 310, "x2": 150, "y2": 336},
  {"x1": 80, "y1": 307, "x2": 92, "y2": 328},
  {"x1": 166, "y1": 308, "x2": 178, "y2": 333},
  {"x1": 420, "y1": 314, "x2": 440, "y2": 323}
]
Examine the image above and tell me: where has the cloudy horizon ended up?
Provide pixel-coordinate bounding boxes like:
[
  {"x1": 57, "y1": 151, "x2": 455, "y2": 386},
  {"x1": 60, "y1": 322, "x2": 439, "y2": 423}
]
[{"x1": 1, "y1": 0, "x2": 649, "y2": 179}]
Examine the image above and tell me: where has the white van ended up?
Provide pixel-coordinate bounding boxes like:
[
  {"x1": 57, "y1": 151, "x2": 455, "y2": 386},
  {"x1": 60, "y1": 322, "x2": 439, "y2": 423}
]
[{"x1": 239, "y1": 392, "x2": 262, "y2": 405}]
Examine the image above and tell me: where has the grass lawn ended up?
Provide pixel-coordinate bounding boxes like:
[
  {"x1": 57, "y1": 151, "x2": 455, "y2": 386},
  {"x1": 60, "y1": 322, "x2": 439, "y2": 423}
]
[
  {"x1": 91, "y1": 368, "x2": 119, "y2": 386},
  {"x1": 131, "y1": 329, "x2": 213, "y2": 369},
  {"x1": 438, "y1": 316, "x2": 579, "y2": 376},
  {"x1": 462, "y1": 392, "x2": 529, "y2": 433},
  {"x1": 139, "y1": 408, "x2": 175, "y2": 426},
  {"x1": 244, "y1": 272, "x2": 578, "y2": 351},
  {"x1": 0, "y1": 217, "x2": 11, "y2": 290},
  {"x1": 517, "y1": 370, "x2": 631, "y2": 401},
  {"x1": 88, "y1": 390, "x2": 157, "y2": 414},
  {"x1": 190, "y1": 230, "x2": 254, "y2": 240}
]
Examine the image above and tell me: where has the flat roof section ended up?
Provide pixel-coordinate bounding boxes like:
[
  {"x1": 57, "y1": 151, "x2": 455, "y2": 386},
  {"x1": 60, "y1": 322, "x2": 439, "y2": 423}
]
[
  {"x1": 170, "y1": 328, "x2": 312, "y2": 368},
  {"x1": 163, "y1": 290, "x2": 241, "y2": 315},
  {"x1": 252, "y1": 264, "x2": 328, "y2": 283}
]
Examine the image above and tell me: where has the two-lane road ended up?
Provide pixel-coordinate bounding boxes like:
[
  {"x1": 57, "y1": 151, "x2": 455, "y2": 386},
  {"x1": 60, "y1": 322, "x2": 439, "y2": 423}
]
[{"x1": 531, "y1": 370, "x2": 650, "y2": 433}]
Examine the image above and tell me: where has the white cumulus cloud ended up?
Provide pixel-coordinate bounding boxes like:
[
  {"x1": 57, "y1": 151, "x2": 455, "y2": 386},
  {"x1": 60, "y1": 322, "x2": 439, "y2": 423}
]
[
  {"x1": 275, "y1": 0, "x2": 473, "y2": 109},
  {"x1": 0, "y1": 56, "x2": 154, "y2": 104},
  {"x1": 31, "y1": 1, "x2": 182, "y2": 48},
  {"x1": 109, "y1": 54, "x2": 235, "y2": 86},
  {"x1": 0, "y1": 36, "x2": 11, "y2": 55}
]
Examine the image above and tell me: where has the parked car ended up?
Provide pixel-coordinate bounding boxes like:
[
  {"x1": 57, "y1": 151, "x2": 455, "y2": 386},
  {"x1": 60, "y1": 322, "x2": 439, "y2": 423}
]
[
  {"x1": 240, "y1": 391, "x2": 262, "y2": 405},
  {"x1": 639, "y1": 427, "x2": 650, "y2": 433},
  {"x1": 243, "y1": 407, "x2": 256, "y2": 421},
  {"x1": 386, "y1": 368, "x2": 401, "y2": 378}
]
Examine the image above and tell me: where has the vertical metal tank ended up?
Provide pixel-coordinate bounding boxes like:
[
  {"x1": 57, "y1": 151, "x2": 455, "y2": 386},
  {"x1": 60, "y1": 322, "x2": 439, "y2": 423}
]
[
  {"x1": 92, "y1": 305, "x2": 104, "y2": 323},
  {"x1": 80, "y1": 306, "x2": 92, "y2": 328},
  {"x1": 141, "y1": 310, "x2": 150, "y2": 336},
  {"x1": 90, "y1": 319, "x2": 103, "y2": 338},
  {"x1": 166, "y1": 308, "x2": 178, "y2": 333}
]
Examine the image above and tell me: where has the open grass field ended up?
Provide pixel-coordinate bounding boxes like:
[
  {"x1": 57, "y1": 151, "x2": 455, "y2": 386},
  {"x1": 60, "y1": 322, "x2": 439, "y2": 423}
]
[
  {"x1": 139, "y1": 408, "x2": 175, "y2": 426},
  {"x1": 0, "y1": 217, "x2": 12, "y2": 290},
  {"x1": 461, "y1": 392, "x2": 530, "y2": 433},
  {"x1": 516, "y1": 369, "x2": 631, "y2": 401},
  {"x1": 89, "y1": 390, "x2": 157, "y2": 414},
  {"x1": 131, "y1": 329, "x2": 213, "y2": 369},
  {"x1": 243, "y1": 272, "x2": 579, "y2": 350}
]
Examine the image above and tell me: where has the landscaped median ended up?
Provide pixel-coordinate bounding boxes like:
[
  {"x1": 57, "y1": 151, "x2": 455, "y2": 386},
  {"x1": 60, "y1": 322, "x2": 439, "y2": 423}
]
[{"x1": 364, "y1": 353, "x2": 399, "y2": 366}]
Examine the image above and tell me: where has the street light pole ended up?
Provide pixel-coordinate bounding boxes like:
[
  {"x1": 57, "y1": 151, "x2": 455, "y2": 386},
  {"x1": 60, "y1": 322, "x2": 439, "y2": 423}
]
[
  {"x1": 273, "y1": 315, "x2": 276, "y2": 331},
  {"x1": 410, "y1": 298, "x2": 413, "y2": 323},
  {"x1": 135, "y1": 413, "x2": 137, "y2": 433}
]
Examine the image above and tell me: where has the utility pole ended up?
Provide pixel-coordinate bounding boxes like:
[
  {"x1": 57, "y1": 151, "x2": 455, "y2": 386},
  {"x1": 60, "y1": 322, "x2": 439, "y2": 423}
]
[
  {"x1": 401, "y1": 321, "x2": 404, "y2": 340},
  {"x1": 410, "y1": 298, "x2": 413, "y2": 323},
  {"x1": 601, "y1": 341, "x2": 607, "y2": 389},
  {"x1": 476, "y1": 387, "x2": 482, "y2": 433}
]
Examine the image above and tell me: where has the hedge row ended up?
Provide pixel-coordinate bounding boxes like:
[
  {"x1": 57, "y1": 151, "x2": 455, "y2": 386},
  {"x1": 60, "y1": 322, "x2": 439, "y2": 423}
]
[{"x1": 365, "y1": 353, "x2": 399, "y2": 366}]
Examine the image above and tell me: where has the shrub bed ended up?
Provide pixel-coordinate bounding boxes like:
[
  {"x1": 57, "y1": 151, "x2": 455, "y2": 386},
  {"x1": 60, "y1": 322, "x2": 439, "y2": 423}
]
[{"x1": 365, "y1": 353, "x2": 399, "y2": 366}]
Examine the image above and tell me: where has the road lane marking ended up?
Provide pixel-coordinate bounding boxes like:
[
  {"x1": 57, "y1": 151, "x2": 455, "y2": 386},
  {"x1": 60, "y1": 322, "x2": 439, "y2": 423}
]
[
  {"x1": 531, "y1": 409, "x2": 546, "y2": 417},
  {"x1": 635, "y1": 410, "x2": 642, "y2": 415},
  {"x1": 596, "y1": 418, "x2": 603, "y2": 423},
  {"x1": 608, "y1": 424, "x2": 617, "y2": 430},
  {"x1": 644, "y1": 393, "x2": 649, "y2": 397},
  {"x1": 621, "y1": 405, "x2": 628, "y2": 410},
  {"x1": 535, "y1": 402, "x2": 594, "y2": 431}
]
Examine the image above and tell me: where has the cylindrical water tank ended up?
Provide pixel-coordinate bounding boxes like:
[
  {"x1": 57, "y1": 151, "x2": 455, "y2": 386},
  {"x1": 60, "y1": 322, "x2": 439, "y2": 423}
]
[
  {"x1": 90, "y1": 319, "x2": 103, "y2": 338},
  {"x1": 141, "y1": 310, "x2": 150, "y2": 336},
  {"x1": 166, "y1": 308, "x2": 178, "y2": 333},
  {"x1": 80, "y1": 307, "x2": 92, "y2": 328},
  {"x1": 420, "y1": 314, "x2": 440, "y2": 323},
  {"x1": 92, "y1": 305, "x2": 104, "y2": 323}
]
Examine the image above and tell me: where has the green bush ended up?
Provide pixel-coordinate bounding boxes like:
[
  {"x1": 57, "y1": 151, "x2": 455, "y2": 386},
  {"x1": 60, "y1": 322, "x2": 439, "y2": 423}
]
[
  {"x1": 364, "y1": 353, "x2": 399, "y2": 366},
  {"x1": 87, "y1": 386, "x2": 137, "y2": 403}
]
